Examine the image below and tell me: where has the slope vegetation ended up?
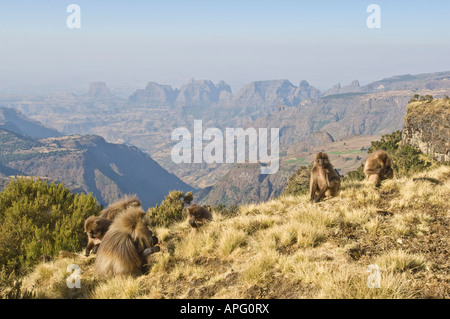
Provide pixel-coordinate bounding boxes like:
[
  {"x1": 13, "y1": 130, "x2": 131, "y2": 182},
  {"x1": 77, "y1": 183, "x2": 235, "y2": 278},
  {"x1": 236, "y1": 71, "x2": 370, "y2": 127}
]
[{"x1": 21, "y1": 166, "x2": 449, "y2": 299}]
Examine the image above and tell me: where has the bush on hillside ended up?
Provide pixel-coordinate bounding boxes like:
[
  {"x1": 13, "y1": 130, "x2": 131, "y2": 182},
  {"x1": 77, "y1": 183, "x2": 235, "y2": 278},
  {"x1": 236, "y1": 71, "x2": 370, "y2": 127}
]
[
  {"x1": 0, "y1": 178, "x2": 101, "y2": 275},
  {"x1": 147, "y1": 190, "x2": 193, "y2": 227},
  {"x1": 281, "y1": 164, "x2": 312, "y2": 197}
]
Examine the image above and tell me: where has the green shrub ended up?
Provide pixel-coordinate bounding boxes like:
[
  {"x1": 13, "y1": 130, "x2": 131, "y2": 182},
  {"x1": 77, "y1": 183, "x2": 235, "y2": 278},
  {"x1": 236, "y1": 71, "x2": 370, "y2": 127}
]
[
  {"x1": 424, "y1": 95, "x2": 433, "y2": 103},
  {"x1": 147, "y1": 190, "x2": 193, "y2": 227},
  {"x1": 345, "y1": 164, "x2": 365, "y2": 181},
  {"x1": 0, "y1": 178, "x2": 101, "y2": 275},
  {"x1": 281, "y1": 164, "x2": 312, "y2": 196},
  {"x1": 409, "y1": 94, "x2": 420, "y2": 103}
]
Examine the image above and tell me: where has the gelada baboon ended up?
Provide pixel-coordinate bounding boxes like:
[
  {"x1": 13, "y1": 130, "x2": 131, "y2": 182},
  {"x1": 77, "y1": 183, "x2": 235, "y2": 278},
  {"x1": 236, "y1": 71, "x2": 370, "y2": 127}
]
[
  {"x1": 84, "y1": 216, "x2": 113, "y2": 256},
  {"x1": 99, "y1": 195, "x2": 141, "y2": 221},
  {"x1": 94, "y1": 207, "x2": 160, "y2": 277},
  {"x1": 364, "y1": 150, "x2": 393, "y2": 186},
  {"x1": 186, "y1": 203, "x2": 212, "y2": 228},
  {"x1": 310, "y1": 152, "x2": 341, "y2": 203}
]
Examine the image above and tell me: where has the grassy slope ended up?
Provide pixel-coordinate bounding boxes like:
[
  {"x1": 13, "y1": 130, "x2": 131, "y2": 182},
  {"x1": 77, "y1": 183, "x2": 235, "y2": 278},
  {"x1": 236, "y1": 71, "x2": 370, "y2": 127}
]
[{"x1": 22, "y1": 166, "x2": 450, "y2": 299}]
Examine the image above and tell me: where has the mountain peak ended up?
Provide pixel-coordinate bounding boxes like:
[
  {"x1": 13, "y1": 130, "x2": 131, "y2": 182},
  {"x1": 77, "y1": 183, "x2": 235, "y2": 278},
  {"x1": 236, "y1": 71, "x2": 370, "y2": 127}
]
[{"x1": 86, "y1": 82, "x2": 111, "y2": 97}]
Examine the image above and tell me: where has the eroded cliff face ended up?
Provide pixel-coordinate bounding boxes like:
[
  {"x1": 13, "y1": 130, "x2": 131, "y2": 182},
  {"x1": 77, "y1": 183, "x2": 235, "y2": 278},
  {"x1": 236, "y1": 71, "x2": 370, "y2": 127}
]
[{"x1": 402, "y1": 99, "x2": 450, "y2": 161}]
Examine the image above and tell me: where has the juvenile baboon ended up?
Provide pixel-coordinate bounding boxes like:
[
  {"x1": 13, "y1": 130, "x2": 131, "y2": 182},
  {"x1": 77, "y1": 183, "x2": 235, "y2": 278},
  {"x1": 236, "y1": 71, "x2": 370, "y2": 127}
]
[
  {"x1": 84, "y1": 216, "x2": 113, "y2": 256},
  {"x1": 310, "y1": 152, "x2": 341, "y2": 203},
  {"x1": 99, "y1": 195, "x2": 141, "y2": 221},
  {"x1": 186, "y1": 203, "x2": 212, "y2": 228},
  {"x1": 94, "y1": 207, "x2": 160, "y2": 277},
  {"x1": 364, "y1": 150, "x2": 394, "y2": 186}
]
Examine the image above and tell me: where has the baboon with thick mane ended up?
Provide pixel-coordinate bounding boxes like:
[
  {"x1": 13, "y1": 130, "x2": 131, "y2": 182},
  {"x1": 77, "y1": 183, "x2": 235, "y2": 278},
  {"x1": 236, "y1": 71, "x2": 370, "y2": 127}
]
[
  {"x1": 310, "y1": 152, "x2": 341, "y2": 203},
  {"x1": 364, "y1": 150, "x2": 393, "y2": 186},
  {"x1": 99, "y1": 195, "x2": 141, "y2": 221},
  {"x1": 94, "y1": 207, "x2": 160, "y2": 277},
  {"x1": 84, "y1": 216, "x2": 113, "y2": 256},
  {"x1": 186, "y1": 203, "x2": 212, "y2": 228}
]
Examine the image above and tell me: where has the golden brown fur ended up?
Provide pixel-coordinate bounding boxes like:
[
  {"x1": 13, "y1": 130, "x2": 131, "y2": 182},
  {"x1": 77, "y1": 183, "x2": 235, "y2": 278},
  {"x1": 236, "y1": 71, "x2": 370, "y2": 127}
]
[
  {"x1": 94, "y1": 207, "x2": 160, "y2": 277},
  {"x1": 99, "y1": 195, "x2": 141, "y2": 221},
  {"x1": 186, "y1": 204, "x2": 212, "y2": 228},
  {"x1": 84, "y1": 216, "x2": 113, "y2": 256},
  {"x1": 364, "y1": 150, "x2": 394, "y2": 186},
  {"x1": 310, "y1": 152, "x2": 341, "y2": 203}
]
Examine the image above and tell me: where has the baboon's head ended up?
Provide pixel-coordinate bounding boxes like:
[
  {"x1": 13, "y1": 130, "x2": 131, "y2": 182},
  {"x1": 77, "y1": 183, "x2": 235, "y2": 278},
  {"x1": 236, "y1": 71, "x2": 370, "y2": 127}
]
[
  {"x1": 186, "y1": 204, "x2": 201, "y2": 228},
  {"x1": 84, "y1": 216, "x2": 107, "y2": 240},
  {"x1": 315, "y1": 152, "x2": 330, "y2": 166}
]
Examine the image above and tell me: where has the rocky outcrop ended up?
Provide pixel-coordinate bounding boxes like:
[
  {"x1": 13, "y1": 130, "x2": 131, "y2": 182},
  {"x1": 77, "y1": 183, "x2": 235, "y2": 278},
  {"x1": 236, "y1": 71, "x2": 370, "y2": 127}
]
[
  {"x1": 324, "y1": 80, "x2": 365, "y2": 96},
  {"x1": 175, "y1": 79, "x2": 224, "y2": 108},
  {"x1": 293, "y1": 80, "x2": 321, "y2": 102},
  {"x1": 232, "y1": 80, "x2": 297, "y2": 109},
  {"x1": 127, "y1": 79, "x2": 322, "y2": 110},
  {"x1": 402, "y1": 99, "x2": 450, "y2": 162},
  {"x1": 324, "y1": 83, "x2": 341, "y2": 96},
  {"x1": 323, "y1": 71, "x2": 450, "y2": 97},
  {"x1": 86, "y1": 82, "x2": 112, "y2": 98},
  {"x1": 128, "y1": 82, "x2": 178, "y2": 107},
  {"x1": 231, "y1": 79, "x2": 320, "y2": 109}
]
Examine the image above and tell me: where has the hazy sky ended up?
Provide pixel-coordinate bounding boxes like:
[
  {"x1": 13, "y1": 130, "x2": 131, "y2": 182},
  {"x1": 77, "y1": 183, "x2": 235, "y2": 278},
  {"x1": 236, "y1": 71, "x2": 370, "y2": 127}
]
[{"x1": 0, "y1": 0, "x2": 449, "y2": 95}]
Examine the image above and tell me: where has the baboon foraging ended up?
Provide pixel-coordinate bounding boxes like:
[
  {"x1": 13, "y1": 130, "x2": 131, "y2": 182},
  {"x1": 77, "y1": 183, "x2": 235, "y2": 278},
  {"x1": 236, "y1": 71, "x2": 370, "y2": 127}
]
[
  {"x1": 310, "y1": 152, "x2": 341, "y2": 203},
  {"x1": 94, "y1": 207, "x2": 160, "y2": 277},
  {"x1": 364, "y1": 150, "x2": 393, "y2": 186},
  {"x1": 99, "y1": 195, "x2": 141, "y2": 221},
  {"x1": 186, "y1": 204, "x2": 212, "y2": 228},
  {"x1": 84, "y1": 216, "x2": 113, "y2": 256}
]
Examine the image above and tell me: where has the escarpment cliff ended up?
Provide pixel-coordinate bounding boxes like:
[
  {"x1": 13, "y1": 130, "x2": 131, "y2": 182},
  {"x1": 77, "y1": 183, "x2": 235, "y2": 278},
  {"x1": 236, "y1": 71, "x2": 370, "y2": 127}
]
[{"x1": 402, "y1": 98, "x2": 450, "y2": 161}]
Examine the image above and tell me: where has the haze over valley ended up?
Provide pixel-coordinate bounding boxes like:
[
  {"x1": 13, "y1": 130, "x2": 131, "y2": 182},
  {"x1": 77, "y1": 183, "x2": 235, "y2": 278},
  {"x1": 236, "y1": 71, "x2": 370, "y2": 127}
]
[{"x1": 1, "y1": 71, "x2": 450, "y2": 206}]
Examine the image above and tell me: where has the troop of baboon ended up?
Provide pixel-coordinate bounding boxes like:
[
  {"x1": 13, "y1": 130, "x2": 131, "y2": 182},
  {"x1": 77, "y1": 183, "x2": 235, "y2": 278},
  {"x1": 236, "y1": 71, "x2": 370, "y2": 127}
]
[
  {"x1": 82, "y1": 149, "x2": 391, "y2": 277},
  {"x1": 309, "y1": 150, "x2": 393, "y2": 202},
  {"x1": 84, "y1": 196, "x2": 211, "y2": 277}
]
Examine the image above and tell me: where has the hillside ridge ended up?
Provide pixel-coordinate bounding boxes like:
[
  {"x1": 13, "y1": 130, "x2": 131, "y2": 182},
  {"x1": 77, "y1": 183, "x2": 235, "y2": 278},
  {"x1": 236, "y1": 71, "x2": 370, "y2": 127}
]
[{"x1": 21, "y1": 165, "x2": 450, "y2": 299}]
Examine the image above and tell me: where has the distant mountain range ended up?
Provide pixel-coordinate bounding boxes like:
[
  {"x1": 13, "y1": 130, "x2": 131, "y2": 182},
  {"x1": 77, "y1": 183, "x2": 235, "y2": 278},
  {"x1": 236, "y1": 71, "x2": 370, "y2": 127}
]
[
  {"x1": 0, "y1": 108, "x2": 192, "y2": 208},
  {"x1": 1, "y1": 70, "x2": 450, "y2": 205},
  {"x1": 127, "y1": 79, "x2": 320, "y2": 110}
]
